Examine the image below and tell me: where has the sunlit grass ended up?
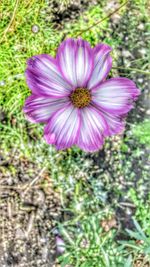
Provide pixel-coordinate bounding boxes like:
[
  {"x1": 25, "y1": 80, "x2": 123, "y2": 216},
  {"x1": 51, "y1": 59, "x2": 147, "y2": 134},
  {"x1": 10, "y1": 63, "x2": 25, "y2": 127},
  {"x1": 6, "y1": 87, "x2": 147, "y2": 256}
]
[
  {"x1": 0, "y1": 0, "x2": 64, "y2": 113},
  {"x1": 132, "y1": 120, "x2": 150, "y2": 146}
]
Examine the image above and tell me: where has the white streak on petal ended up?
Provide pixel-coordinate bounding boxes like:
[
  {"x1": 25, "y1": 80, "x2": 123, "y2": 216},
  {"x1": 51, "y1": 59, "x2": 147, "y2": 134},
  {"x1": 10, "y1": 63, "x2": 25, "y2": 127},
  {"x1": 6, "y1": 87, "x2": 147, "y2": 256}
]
[
  {"x1": 77, "y1": 106, "x2": 108, "y2": 152},
  {"x1": 57, "y1": 38, "x2": 94, "y2": 88},
  {"x1": 88, "y1": 43, "x2": 112, "y2": 89},
  {"x1": 26, "y1": 54, "x2": 72, "y2": 97},
  {"x1": 100, "y1": 111, "x2": 125, "y2": 135},
  {"x1": 91, "y1": 78, "x2": 140, "y2": 115},
  {"x1": 44, "y1": 104, "x2": 80, "y2": 149},
  {"x1": 23, "y1": 94, "x2": 69, "y2": 123}
]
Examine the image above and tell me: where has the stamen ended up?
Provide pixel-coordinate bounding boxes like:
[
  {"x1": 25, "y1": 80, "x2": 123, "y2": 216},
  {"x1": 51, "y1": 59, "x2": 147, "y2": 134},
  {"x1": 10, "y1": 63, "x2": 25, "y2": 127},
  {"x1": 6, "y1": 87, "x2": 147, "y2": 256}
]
[{"x1": 70, "y1": 88, "x2": 91, "y2": 108}]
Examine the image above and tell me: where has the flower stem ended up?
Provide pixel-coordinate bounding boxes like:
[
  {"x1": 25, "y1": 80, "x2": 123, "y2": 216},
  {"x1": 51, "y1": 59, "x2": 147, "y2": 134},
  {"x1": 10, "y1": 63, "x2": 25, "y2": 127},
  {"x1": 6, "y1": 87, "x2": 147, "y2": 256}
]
[
  {"x1": 1, "y1": 0, "x2": 19, "y2": 43},
  {"x1": 112, "y1": 66, "x2": 150, "y2": 75},
  {"x1": 75, "y1": 0, "x2": 129, "y2": 38}
]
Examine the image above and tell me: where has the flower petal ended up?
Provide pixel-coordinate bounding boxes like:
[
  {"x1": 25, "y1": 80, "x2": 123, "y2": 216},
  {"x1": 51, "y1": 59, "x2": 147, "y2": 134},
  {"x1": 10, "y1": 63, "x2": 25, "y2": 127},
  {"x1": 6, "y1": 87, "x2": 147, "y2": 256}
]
[
  {"x1": 77, "y1": 106, "x2": 108, "y2": 152},
  {"x1": 25, "y1": 54, "x2": 72, "y2": 97},
  {"x1": 92, "y1": 78, "x2": 140, "y2": 115},
  {"x1": 23, "y1": 94, "x2": 69, "y2": 123},
  {"x1": 56, "y1": 236, "x2": 65, "y2": 254},
  {"x1": 57, "y1": 38, "x2": 94, "y2": 88},
  {"x1": 88, "y1": 43, "x2": 112, "y2": 89},
  {"x1": 44, "y1": 104, "x2": 80, "y2": 149},
  {"x1": 100, "y1": 110, "x2": 125, "y2": 136}
]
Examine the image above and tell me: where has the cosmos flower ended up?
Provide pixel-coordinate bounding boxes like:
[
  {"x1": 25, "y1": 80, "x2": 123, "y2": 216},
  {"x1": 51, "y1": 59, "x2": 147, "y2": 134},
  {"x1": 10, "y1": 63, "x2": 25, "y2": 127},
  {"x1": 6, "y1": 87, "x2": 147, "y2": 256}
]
[
  {"x1": 23, "y1": 38, "x2": 140, "y2": 152},
  {"x1": 56, "y1": 236, "x2": 65, "y2": 254}
]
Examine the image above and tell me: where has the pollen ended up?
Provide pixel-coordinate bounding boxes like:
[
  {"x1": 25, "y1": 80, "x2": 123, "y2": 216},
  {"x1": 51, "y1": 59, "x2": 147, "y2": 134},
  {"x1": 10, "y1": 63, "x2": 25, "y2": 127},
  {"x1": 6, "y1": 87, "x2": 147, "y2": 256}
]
[{"x1": 70, "y1": 88, "x2": 91, "y2": 108}]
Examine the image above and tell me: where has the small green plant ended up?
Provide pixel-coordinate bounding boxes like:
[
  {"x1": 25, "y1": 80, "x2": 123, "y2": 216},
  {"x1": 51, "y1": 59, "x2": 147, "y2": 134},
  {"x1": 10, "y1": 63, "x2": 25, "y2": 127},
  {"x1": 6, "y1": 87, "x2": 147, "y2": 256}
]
[
  {"x1": 58, "y1": 213, "x2": 128, "y2": 267},
  {"x1": 132, "y1": 120, "x2": 150, "y2": 146},
  {"x1": 120, "y1": 218, "x2": 150, "y2": 263},
  {"x1": 129, "y1": 189, "x2": 150, "y2": 237}
]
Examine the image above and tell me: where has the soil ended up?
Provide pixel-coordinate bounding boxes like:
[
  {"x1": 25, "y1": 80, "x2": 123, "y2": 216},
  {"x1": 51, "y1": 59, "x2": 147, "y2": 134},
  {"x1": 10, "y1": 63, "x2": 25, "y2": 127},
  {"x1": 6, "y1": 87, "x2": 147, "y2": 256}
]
[{"x1": 0, "y1": 150, "x2": 63, "y2": 267}]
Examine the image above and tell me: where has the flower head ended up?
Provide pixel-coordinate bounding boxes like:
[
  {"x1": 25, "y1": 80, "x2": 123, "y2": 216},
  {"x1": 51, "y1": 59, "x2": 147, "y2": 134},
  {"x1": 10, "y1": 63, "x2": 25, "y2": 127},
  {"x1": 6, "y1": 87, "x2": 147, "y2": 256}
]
[
  {"x1": 56, "y1": 236, "x2": 65, "y2": 254},
  {"x1": 23, "y1": 38, "x2": 140, "y2": 152}
]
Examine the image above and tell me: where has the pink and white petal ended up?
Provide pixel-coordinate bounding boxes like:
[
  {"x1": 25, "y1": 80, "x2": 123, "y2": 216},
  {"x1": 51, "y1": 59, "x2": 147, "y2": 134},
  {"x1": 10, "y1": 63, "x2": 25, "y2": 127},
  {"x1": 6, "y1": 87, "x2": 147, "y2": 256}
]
[
  {"x1": 23, "y1": 94, "x2": 69, "y2": 123},
  {"x1": 25, "y1": 54, "x2": 72, "y2": 97},
  {"x1": 88, "y1": 43, "x2": 112, "y2": 89},
  {"x1": 77, "y1": 106, "x2": 108, "y2": 152},
  {"x1": 56, "y1": 38, "x2": 94, "y2": 88},
  {"x1": 101, "y1": 111, "x2": 125, "y2": 136},
  {"x1": 91, "y1": 78, "x2": 140, "y2": 115},
  {"x1": 44, "y1": 104, "x2": 81, "y2": 149},
  {"x1": 56, "y1": 236, "x2": 65, "y2": 254}
]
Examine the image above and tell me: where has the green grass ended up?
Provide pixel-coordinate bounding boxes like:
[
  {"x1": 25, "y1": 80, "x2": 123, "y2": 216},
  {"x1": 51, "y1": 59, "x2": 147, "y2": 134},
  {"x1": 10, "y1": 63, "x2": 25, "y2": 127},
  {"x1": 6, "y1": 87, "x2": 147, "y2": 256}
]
[
  {"x1": 129, "y1": 189, "x2": 150, "y2": 236},
  {"x1": 132, "y1": 120, "x2": 150, "y2": 146},
  {"x1": 0, "y1": 0, "x2": 63, "y2": 114},
  {"x1": 58, "y1": 213, "x2": 126, "y2": 267}
]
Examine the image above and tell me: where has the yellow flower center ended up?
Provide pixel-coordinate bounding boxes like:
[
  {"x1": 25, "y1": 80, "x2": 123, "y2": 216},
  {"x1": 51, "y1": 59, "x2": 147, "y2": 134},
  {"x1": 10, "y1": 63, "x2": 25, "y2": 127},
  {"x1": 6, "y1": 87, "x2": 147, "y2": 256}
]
[{"x1": 70, "y1": 88, "x2": 91, "y2": 108}]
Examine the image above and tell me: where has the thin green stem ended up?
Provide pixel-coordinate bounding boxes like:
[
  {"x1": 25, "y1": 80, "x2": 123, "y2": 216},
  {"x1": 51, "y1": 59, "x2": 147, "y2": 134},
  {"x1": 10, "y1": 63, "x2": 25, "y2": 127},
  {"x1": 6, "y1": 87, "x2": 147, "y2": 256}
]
[
  {"x1": 1, "y1": 0, "x2": 19, "y2": 43},
  {"x1": 112, "y1": 66, "x2": 150, "y2": 75},
  {"x1": 74, "y1": 0, "x2": 129, "y2": 38}
]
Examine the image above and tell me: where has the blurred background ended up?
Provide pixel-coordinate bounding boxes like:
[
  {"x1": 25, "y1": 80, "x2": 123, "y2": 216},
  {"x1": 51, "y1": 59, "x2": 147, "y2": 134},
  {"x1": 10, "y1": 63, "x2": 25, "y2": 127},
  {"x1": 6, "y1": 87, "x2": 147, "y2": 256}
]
[{"x1": 0, "y1": 0, "x2": 150, "y2": 266}]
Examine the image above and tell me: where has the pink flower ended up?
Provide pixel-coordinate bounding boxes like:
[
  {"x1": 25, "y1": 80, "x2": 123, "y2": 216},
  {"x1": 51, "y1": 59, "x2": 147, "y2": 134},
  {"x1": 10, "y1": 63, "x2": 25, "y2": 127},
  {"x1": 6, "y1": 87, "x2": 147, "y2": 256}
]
[
  {"x1": 23, "y1": 38, "x2": 140, "y2": 152},
  {"x1": 56, "y1": 236, "x2": 65, "y2": 254}
]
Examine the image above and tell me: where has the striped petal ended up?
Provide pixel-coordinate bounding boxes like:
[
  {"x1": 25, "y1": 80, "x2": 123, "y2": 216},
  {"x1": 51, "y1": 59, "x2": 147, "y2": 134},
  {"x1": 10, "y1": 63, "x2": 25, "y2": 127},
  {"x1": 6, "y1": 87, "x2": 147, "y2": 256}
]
[
  {"x1": 56, "y1": 236, "x2": 65, "y2": 254},
  {"x1": 77, "y1": 106, "x2": 108, "y2": 152},
  {"x1": 100, "y1": 110, "x2": 125, "y2": 136},
  {"x1": 88, "y1": 43, "x2": 112, "y2": 90},
  {"x1": 92, "y1": 78, "x2": 140, "y2": 115},
  {"x1": 25, "y1": 54, "x2": 72, "y2": 97},
  {"x1": 23, "y1": 94, "x2": 69, "y2": 123},
  {"x1": 44, "y1": 104, "x2": 80, "y2": 149},
  {"x1": 57, "y1": 38, "x2": 94, "y2": 88}
]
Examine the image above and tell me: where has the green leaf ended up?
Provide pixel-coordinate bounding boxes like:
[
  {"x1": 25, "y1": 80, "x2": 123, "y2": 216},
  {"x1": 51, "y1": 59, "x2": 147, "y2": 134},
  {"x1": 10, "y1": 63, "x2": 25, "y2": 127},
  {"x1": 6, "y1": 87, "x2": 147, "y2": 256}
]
[
  {"x1": 124, "y1": 255, "x2": 133, "y2": 267},
  {"x1": 133, "y1": 218, "x2": 147, "y2": 241},
  {"x1": 126, "y1": 229, "x2": 145, "y2": 241}
]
